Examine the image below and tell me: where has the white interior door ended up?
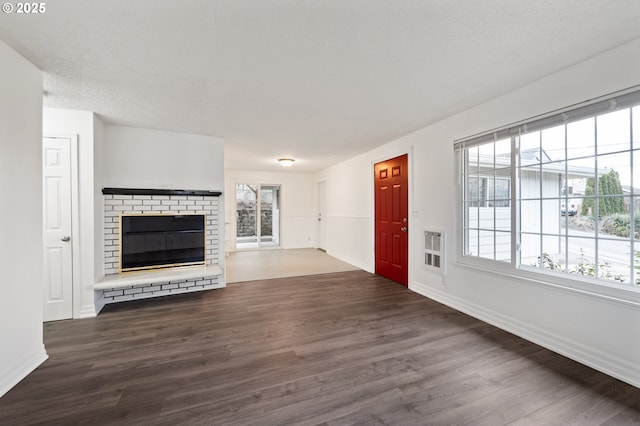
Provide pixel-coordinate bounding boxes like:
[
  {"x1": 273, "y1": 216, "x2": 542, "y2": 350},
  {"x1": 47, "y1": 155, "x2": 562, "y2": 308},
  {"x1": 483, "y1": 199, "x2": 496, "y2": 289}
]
[
  {"x1": 43, "y1": 137, "x2": 73, "y2": 321},
  {"x1": 317, "y1": 181, "x2": 327, "y2": 250}
]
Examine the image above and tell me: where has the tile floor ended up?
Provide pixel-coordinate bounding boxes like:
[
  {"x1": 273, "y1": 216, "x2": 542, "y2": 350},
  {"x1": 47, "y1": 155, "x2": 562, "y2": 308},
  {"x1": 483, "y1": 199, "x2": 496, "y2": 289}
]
[{"x1": 225, "y1": 248, "x2": 360, "y2": 283}]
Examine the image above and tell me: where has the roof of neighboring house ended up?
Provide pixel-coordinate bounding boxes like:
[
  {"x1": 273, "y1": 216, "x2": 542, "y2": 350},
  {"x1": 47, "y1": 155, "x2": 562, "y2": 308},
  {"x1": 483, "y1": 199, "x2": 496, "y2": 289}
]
[
  {"x1": 519, "y1": 148, "x2": 553, "y2": 163},
  {"x1": 621, "y1": 186, "x2": 640, "y2": 195},
  {"x1": 476, "y1": 147, "x2": 606, "y2": 179}
]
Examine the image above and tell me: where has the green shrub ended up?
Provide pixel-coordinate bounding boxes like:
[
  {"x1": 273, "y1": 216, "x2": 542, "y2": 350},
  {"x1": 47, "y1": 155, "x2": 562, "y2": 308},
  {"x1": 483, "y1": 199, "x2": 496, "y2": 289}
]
[{"x1": 600, "y1": 213, "x2": 640, "y2": 238}]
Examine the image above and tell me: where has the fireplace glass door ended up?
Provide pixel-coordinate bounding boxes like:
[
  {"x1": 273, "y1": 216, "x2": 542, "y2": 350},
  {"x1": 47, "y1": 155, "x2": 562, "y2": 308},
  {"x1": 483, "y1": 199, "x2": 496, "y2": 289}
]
[
  {"x1": 235, "y1": 184, "x2": 281, "y2": 249},
  {"x1": 120, "y1": 214, "x2": 206, "y2": 272}
]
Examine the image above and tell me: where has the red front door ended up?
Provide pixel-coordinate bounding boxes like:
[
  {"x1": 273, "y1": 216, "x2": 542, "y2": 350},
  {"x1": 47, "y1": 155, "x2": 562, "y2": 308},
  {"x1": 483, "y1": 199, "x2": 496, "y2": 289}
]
[{"x1": 374, "y1": 154, "x2": 408, "y2": 286}]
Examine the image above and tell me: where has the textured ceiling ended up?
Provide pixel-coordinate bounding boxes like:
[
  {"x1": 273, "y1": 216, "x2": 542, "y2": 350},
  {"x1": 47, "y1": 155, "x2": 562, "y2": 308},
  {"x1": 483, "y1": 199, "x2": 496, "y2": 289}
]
[{"x1": 2, "y1": 1, "x2": 640, "y2": 172}]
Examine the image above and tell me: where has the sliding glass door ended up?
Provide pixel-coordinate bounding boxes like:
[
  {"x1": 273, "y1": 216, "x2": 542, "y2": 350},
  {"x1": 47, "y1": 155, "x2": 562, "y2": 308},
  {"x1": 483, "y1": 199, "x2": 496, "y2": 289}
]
[
  {"x1": 259, "y1": 185, "x2": 280, "y2": 247},
  {"x1": 235, "y1": 184, "x2": 281, "y2": 249}
]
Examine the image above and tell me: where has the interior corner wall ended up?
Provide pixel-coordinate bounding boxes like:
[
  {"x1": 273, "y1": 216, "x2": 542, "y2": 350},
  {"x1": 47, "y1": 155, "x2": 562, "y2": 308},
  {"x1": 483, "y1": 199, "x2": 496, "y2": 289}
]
[
  {"x1": 93, "y1": 114, "x2": 105, "y2": 284},
  {"x1": 43, "y1": 108, "x2": 98, "y2": 318},
  {"x1": 0, "y1": 41, "x2": 48, "y2": 398},
  {"x1": 313, "y1": 151, "x2": 405, "y2": 272},
  {"x1": 316, "y1": 38, "x2": 640, "y2": 387},
  {"x1": 224, "y1": 170, "x2": 316, "y2": 251}
]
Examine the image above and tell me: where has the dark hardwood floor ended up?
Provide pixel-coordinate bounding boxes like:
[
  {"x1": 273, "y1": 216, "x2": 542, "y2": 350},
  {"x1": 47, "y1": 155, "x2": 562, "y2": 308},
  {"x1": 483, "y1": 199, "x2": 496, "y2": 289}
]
[{"x1": 0, "y1": 270, "x2": 638, "y2": 425}]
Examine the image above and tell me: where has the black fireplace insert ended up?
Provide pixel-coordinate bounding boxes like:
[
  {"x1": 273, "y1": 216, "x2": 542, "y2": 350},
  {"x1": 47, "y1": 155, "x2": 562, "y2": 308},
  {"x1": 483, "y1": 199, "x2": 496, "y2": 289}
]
[{"x1": 120, "y1": 214, "x2": 205, "y2": 272}]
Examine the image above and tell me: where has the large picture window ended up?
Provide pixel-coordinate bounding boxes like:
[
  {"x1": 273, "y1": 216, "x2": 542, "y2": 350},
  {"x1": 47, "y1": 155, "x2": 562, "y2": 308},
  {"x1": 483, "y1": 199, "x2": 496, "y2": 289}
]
[{"x1": 456, "y1": 88, "x2": 640, "y2": 288}]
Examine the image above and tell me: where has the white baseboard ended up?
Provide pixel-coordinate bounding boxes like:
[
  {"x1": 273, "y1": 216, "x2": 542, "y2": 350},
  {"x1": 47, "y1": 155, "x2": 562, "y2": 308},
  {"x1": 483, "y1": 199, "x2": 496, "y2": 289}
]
[
  {"x1": 0, "y1": 345, "x2": 48, "y2": 398},
  {"x1": 78, "y1": 302, "x2": 98, "y2": 318},
  {"x1": 410, "y1": 280, "x2": 640, "y2": 389},
  {"x1": 326, "y1": 251, "x2": 372, "y2": 273}
]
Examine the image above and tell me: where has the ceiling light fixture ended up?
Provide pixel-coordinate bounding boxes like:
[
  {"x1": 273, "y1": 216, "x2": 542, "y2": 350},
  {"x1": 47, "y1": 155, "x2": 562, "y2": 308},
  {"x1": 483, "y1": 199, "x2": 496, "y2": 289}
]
[{"x1": 278, "y1": 158, "x2": 295, "y2": 167}]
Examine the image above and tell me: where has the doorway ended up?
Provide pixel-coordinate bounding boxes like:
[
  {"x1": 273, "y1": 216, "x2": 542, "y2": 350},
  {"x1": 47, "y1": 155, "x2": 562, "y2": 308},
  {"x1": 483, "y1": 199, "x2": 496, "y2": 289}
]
[
  {"x1": 374, "y1": 154, "x2": 409, "y2": 286},
  {"x1": 42, "y1": 136, "x2": 76, "y2": 321},
  {"x1": 235, "y1": 184, "x2": 281, "y2": 250}
]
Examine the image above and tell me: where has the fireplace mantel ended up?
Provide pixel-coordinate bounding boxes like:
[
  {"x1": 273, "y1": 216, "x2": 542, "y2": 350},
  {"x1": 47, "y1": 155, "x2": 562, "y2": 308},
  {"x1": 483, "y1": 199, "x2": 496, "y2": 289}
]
[{"x1": 102, "y1": 187, "x2": 222, "y2": 197}]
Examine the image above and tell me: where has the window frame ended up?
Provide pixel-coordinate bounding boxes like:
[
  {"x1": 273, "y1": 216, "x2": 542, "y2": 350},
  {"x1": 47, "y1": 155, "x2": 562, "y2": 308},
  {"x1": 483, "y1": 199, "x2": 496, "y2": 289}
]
[{"x1": 455, "y1": 87, "x2": 640, "y2": 304}]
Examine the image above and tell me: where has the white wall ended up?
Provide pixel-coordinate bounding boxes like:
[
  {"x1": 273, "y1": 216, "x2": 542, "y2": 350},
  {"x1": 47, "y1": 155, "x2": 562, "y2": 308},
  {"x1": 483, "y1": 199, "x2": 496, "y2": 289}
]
[
  {"x1": 0, "y1": 41, "x2": 48, "y2": 398},
  {"x1": 43, "y1": 108, "x2": 100, "y2": 318},
  {"x1": 316, "y1": 38, "x2": 640, "y2": 387},
  {"x1": 103, "y1": 124, "x2": 224, "y2": 191},
  {"x1": 224, "y1": 170, "x2": 316, "y2": 251}
]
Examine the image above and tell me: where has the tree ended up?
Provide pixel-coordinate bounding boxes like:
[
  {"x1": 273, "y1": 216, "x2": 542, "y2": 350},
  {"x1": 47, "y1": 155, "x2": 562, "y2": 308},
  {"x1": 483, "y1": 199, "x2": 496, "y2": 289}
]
[
  {"x1": 581, "y1": 170, "x2": 625, "y2": 218},
  {"x1": 609, "y1": 170, "x2": 625, "y2": 213},
  {"x1": 581, "y1": 177, "x2": 595, "y2": 216}
]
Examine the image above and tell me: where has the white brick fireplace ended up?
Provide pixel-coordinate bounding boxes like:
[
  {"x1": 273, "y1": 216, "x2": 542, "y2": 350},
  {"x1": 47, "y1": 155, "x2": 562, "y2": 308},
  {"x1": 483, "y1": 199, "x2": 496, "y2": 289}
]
[{"x1": 95, "y1": 188, "x2": 225, "y2": 312}]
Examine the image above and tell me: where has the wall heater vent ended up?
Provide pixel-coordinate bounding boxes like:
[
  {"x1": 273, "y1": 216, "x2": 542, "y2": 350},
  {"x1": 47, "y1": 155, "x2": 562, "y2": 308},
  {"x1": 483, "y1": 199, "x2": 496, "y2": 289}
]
[{"x1": 424, "y1": 229, "x2": 445, "y2": 275}]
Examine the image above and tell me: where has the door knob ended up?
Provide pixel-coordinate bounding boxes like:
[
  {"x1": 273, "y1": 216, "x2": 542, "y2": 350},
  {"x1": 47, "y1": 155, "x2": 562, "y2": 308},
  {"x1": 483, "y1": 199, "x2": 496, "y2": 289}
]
[
  {"x1": 61, "y1": 236, "x2": 71, "y2": 242},
  {"x1": 401, "y1": 227, "x2": 408, "y2": 232}
]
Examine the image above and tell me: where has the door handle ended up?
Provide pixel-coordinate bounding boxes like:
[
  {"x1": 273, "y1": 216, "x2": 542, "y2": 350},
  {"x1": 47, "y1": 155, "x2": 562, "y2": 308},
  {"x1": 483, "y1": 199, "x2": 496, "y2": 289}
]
[
  {"x1": 61, "y1": 236, "x2": 71, "y2": 242},
  {"x1": 401, "y1": 227, "x2": 408, "y2": 232}
]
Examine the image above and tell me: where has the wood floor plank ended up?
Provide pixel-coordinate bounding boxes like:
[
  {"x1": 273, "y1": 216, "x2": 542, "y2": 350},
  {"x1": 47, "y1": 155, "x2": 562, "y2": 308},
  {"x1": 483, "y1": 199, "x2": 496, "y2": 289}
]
[{"x1": 0, "y1": 270, "x2": 638, "y2": 425}]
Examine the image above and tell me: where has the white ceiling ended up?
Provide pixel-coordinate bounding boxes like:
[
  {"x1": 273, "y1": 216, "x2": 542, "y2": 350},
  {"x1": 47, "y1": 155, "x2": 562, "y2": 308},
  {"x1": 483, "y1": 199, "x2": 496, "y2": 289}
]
[{"x1": 2, "y1": 1, "x2": 640, "y2": 172}]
